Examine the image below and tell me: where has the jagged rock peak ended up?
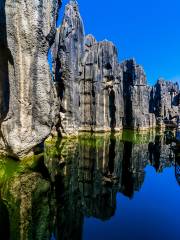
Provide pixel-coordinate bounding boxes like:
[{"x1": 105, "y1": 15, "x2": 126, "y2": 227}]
[
  {"x1": 99, "y1": 40, "x2": 118, "y2": 49},
  {"x1": 65, "y1": 0, "x2": 81, "y2": 19},
  {"x1": 85, "y1": 34, "x2": 97, "y2": 48},
  {"x1": 69, "y1": 0, "x2": 79, "y2": 6},
  {"x1": 60, "y1": 0, "x2": 84, "y2": 40},
  {"x1": 156, "y1": 78, "x2": 179, "y2": 92}
]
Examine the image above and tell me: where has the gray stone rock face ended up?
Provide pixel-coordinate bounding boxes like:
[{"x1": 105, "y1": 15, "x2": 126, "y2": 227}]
[
  {"x1": 53, "y1": 1, "x2": 179, "y2": 134},
  {"x1": 52, "y1": 0, "x2": 85, "y2": 135},
  {"x1": 0, "y1": 0, "x2": 61, "y2": 158},
  {"x1": 122, "y1": 59, "x2": 156, "y2": 130},
  {"x1": 80, "y1": 36, "x2": 124, "y2": 132},
  {"x1": 53, "y1": 2, "x2": 124, "y2": 134},
  {"x1": 152, "y1": 79, "x2": 180, "y2": 127}
]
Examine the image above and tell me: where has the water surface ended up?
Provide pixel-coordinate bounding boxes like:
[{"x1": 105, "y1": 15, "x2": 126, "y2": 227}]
[{"x1": 0, "y1": 130, "x2": 179, "y2": 240}]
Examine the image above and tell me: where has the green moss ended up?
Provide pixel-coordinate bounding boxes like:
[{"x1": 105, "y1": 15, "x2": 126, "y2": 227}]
[
  {"x1": 121, "y1": 130, "x2": 156, "y2": 144},
  {"x1": 0, "y1": 130, "x2": 159, "y2": 178},
  {"x1": 44, "y1": 130, "x2": 156, "y2": 159},
  {"x1": 0, "y1": 154, "x2": 44, "y2": 186}
]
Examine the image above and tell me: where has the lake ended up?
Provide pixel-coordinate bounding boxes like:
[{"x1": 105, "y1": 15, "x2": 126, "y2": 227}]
[{"x1": 0, "y1": 130, "x2": 179, "y2": 240}]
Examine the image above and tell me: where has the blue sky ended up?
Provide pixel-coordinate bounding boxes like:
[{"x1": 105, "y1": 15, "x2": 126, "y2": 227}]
[{"x1": 57, "y1": 0, "x2": 180, "y2": 86}]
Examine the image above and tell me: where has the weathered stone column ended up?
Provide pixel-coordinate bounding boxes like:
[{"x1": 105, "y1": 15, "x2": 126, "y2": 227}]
[
  {"x1": 122, "y1": 59, "x2": 156, "y2": 130},
  {"x1": 153, "y1": 79, "x2": 179, "y2": 127},
  {"x1": 80, "y1": 37, "x2": 124, "y2": 132},
  {"x1": 52, "y1": 0, "x2": 85, "y2": 136},
  {"x1": 0, "y1": 0, "x2": 61, "y2": 158}
]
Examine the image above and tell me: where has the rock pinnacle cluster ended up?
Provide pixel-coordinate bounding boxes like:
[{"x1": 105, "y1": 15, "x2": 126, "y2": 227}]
[{"x1": 0, "y1": 0, "x2": 179, "y2": 158}]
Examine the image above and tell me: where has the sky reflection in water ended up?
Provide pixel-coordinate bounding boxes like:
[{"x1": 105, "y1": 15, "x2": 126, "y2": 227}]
[{"x1": 84, "y1": 166, "x2": 180, "y2": 240}]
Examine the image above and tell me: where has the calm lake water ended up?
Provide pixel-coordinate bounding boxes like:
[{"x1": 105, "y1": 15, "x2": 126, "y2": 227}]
[{"x1": 0, "y1": 130, "x2": 179, "y2": 240}]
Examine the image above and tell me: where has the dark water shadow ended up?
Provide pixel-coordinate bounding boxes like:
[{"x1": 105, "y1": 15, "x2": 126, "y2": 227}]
[
  {"x1": 0, "y1": 200, "x2": 10, "y2": 240},
  {"x1": 121, "y1": 141, "x2": 134, "y2": 198},
  {"x1": 174, "y1": 146, "x2": 180, "y2": 186},
  {"x1": 108, "y1": 134, "x2": 116, "y2": 174},
  {"x1": 148, "y1": 135, "x2": 161, "y2": 172}
]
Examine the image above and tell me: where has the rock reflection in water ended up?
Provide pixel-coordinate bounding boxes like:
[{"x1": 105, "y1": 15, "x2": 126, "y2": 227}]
[
  {"x1": 0, "y1": 131, "x2": 178, "y2": 240},
  {"x1": 0, "y1": 158, "x2": 54, "y2": 240},
  {"x1": 0, "y1": 200, "x2": 10, "y2": 239}
]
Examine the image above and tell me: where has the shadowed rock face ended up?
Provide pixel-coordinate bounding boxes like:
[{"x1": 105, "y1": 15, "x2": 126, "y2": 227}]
[
  {"x1": 0, "y1": 0, "x2": 10, "y2": 123},
  {"x1": 0, "y1": 0, "x2": 61, "y2": 158}
]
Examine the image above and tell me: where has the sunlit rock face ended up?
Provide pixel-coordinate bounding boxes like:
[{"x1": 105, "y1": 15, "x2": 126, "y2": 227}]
[
  {"x1": 80, "y1": 36, "x2": 124, "y2": 132},
  {"x1": 122, "y1": 59, "x2": 156, "y2": 130},
  {"x1": 0, "y1": 0, "x2": 61, "y2": 158},
  {"x1": 152, "y1": 79, "x2": 180, "y2": 127},
  {"x1": 52, "y1": 0, "x2": 85, "y2": 136}
]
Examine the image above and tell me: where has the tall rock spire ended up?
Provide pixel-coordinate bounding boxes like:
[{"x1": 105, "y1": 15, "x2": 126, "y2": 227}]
[
  {"x1": 80, "y1": 37, "x2": 124, "y2": 132},
  {"x1": 52, "y1": 0, "x2": 85, "y2": 135}
]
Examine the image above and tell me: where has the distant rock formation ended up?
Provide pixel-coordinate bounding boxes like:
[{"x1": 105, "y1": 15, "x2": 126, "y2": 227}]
[
  {"x1": 152, "y1": 79, "x2": 179, "y2": 127},
  {"x1": 122, "y1": 59, "x2": 156, "y2": 130},
  {"x1": 0, "y1": 0, "x2": 61, "y2": 158}
]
